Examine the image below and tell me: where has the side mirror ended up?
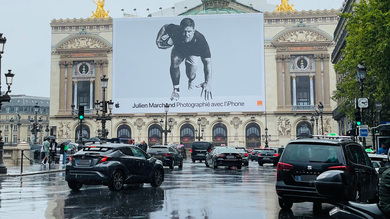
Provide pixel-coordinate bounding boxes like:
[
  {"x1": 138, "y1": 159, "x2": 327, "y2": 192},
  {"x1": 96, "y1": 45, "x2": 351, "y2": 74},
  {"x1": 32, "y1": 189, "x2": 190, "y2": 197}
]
[{"x1": 314, "y1": 170, "x2": 350, "y2": 200}]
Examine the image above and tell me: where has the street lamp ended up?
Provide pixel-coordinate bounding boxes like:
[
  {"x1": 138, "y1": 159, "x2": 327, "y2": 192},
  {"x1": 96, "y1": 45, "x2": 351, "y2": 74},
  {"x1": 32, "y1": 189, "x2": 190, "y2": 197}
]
[
  {"x1": 0, "y1": 33, "x2": 15, "y2": 174},
  {"x1": 30, "y1": 102, "x2": 42, "y2": 144},
  {"x1": 318, "y1": 102, "x2": 324, "y2": 135},
  {"x1": 314, "y1": 110, "x2": 319, "y2": 135},
  {"x1": 196, "y1": 118, "x2": 204, "y2": 141},
  {"x1": 9, "y1": 117, "x2": 14, "y2": 146},
  {"x1": 310, "y1": 115, "x2": 315, "y2": 135},
  {"x1": 160, "y1": 103, "x2": 172, "y2": 145},
  {"x1": 95, "y1": 75, "x2": 114, "y2": 142},
  {"x1": 356, "y1": 63, "x2": 367, "y2": 97},
  {"x1": 264, "y1": 127, "x2": 269, "y2": 148},
  {"x1": 17, "y1": 114, "x2": 21, "y2": 144}
]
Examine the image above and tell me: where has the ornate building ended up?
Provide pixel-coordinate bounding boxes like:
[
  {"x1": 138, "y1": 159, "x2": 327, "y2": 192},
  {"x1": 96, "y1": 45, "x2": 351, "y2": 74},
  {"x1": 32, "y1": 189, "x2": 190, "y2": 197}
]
[{"x1": 49, "y1": 0, "x2": 340, "y2": 149}]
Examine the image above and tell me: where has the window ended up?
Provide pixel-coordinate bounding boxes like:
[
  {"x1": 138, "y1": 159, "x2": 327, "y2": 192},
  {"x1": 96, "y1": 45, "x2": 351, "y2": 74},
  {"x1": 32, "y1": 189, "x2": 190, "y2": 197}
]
[
  {"x1": 120, "y1": 147, "x2": 134, "y2": 156},
  {"x1": 246, "y1": 123, "x2": 261, "y2": 148},
  {"x1": 295, "y1": 76, "x2": 310, "y2": 106},
  {"x1": 117, "y1": 125, "x2": 131, "y2": 138},
  {"x1": 347, "y1": 144, "x2": 371, "y2": 166},
  {"x1": 4, "y1": 125, "x2": 8, "y2": 132},
  {"x1": 4, "y1": 135, "x2": 8, "y2": 144},
  {"x1": 130, "y1": 147, "x2": 146, "y2": 158}
]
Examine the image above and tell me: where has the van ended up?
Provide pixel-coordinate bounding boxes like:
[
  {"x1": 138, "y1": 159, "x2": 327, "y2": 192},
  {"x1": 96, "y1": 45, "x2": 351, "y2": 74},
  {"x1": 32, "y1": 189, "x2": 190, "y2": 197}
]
[{"x1": 191, "y1": 141, "x2": 214, "y2": 163}]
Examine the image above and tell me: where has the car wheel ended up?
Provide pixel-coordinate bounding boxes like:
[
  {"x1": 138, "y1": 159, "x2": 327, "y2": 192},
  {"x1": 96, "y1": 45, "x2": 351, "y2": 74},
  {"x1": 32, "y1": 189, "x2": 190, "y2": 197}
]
[
  {"x1": 150, "y1": 168, "x2": 164, "y2": 187},
  {"x1": 192, "y1": 159, "x2": 195, "y2": 163},
  {"x1": 205, "y1": 159, "x2": 209, "y2": 167},
  {"x1": 258, "y1": 162, "x2": 264, "y2": 166},
  {"x1": 108, "y1": 170, "x2": 124, "y2": 191},
  {"x1": 237, "y1": 165, "x2": 242, "y2": 170},
  {"x1": 169, "y1": 160, "x2": 175, "y2": 170},
  {"x1": 244, "y1": 162, "x2": 249, "y2": 166},
  {"x1": 278, "y1": 198, "x2": 293, "y2": 210},
  {"x1": 313, "y1": 201, "x2": 322, "y2": 213},
  {"x1": 178, "y1": 160, "x2": 183, "y2": 169},
  {"x1": 68, "y1": 180, "x2": 83, "y2": 191},
  {"x1": 213, "y1": 160, "x2": 218, "y2": 169}
]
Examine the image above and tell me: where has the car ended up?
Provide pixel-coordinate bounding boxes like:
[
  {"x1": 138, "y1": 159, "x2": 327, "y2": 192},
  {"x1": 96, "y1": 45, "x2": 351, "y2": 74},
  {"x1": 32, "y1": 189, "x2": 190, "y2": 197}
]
[
  {"x1": 276, "y1": 137, "x2": 379, "y2": 210},
  {"x1": 205, "y1": 146, "x2": 242, "y2": 169},
  {"x1": 233, "y1": 146, "x2": 249, "y2": 166},
  {"x1": 147, "y1": 144, "x2": 183, "y2": 169},
  {"x1": 191, "y1": 141, "x2": 214, "y2": 163},
  {"x1": 368, "y1": 153, "x2": 389, "y2": 175},
  {"x1": 65, "y1": 143, "x2": 164, "y2": 191},
  {"x1": 250, "y1": 148, "x2": 262, "y2": 161},
  {"x1": 258, "y1": 147, "x2": 284, "y2": 166},
  {"x1": 30, "y1": 144, "x2": 43, "y2": 161}
]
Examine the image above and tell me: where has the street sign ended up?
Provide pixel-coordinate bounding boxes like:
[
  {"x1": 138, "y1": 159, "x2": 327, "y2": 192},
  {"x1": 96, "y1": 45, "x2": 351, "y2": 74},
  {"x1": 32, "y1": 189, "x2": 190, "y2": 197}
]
[{"x1": 359, "y1": 125, "x2": 369, "y2": 137}]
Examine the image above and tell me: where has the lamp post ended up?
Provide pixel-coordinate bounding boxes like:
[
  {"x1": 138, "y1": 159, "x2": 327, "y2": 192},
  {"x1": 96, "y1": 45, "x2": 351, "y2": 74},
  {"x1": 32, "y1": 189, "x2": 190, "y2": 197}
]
[
  {"x1": 318, "y1": 102, "x2": 324, "y2": 135},
  {"x1": 356, "y1": 63, "x2": 367, "y2": 147},
  {"x1": 9, "y1": 117, "x2": 14, "y2": 146},
  {"x1": 30, "y1": 102, "x2": 42, "y2": 144},
  {"x1": 0, "y1": 33, "x2": 15, "y2": 174},
  {"x1": 196, "y1": 118, "x2": 204, "y2": 141},
  {"x1": 95, "y1": 75, "x2": 114, "y2": 143},
  {"x1": 264, "y1": 127, "x2": 269, "y2": 148},
  {"x1": 16, "y1": 114, "x2": 21, "y2": 144},
  {"x1": 314, "y1": 110, "x2": 319, "y2": 135},
  {"x1": 310, "y1": 115, "x2": 315, "y2": 135},
  {"x1": 160, "y1": 103, "x2": 172, "y2": 145}
]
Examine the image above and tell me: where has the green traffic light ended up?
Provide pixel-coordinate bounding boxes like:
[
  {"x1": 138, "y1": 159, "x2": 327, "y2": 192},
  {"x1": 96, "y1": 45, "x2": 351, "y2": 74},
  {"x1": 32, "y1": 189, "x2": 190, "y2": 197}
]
[
  {"x1": 356, "y1": 121, "x2": 361, "y2": 126},
  {"x1": 79, "y1": 115, "x2": 84, "y2": 120}
]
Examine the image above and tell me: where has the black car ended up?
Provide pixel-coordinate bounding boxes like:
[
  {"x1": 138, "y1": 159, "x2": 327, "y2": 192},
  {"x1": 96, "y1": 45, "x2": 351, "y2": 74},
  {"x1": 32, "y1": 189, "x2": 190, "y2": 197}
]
[
  {"x1": 205, "y1": 146, "x2": 242, "y2": 169},
  {"x1": 258, "y1": 147, "x2": 284, "y2": 166},
  {"x1": 191, "y1": 141, "x2": 214, "y2": 163},
  {"x1": 276, "y1": 137, "x2": 378, "y2": 210},
  {"x1": 250, "y1": 148, "x2": 262, "y2": 161},
  {"x1": 65, "y1": 143, "x2": 164, "y2": 191},
  {"x1": 147, "y1": 144, "x2": 183, "y2": 169}
]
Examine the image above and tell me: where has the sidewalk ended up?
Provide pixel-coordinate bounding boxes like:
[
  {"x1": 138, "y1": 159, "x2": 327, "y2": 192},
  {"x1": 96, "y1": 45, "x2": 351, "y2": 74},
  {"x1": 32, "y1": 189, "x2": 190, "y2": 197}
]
[{"x1": 0, "y1": 162, "x2": 66, "y2": 177}]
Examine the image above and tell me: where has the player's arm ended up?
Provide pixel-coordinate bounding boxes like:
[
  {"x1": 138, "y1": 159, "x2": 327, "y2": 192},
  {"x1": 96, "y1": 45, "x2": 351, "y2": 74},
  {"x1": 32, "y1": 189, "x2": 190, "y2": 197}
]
[
  {"x1": 198, "y1": 57, "x2": 212, "y2": 100},
  {"x1": 156, "y1": 24, "x2": 174, "y2": 49}
]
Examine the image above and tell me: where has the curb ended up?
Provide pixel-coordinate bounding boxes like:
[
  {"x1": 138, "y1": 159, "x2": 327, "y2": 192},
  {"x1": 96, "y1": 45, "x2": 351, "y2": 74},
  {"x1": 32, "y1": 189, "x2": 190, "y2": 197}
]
[{"x1": 0, "y1": 168, "x2": 66, "y2": 178}]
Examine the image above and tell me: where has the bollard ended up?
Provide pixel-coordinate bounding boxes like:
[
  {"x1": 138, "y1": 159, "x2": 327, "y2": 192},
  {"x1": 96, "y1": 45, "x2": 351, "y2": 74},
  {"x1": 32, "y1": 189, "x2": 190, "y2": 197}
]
[{"x1": 21, "y1": 149, "x2": 24, "y2": 174}]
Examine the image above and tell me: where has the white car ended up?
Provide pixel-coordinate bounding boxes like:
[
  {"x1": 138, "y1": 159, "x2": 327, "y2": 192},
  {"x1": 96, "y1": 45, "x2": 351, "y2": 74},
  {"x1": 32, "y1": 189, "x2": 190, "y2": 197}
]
[{"x1": 368, "y1": 153, "x2": 388, "y2": 173}]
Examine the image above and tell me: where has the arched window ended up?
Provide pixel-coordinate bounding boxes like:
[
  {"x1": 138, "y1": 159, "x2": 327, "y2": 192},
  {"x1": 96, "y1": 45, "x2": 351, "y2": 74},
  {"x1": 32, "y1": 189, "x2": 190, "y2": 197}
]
[
  {"x1": 75, "y1": 124, "x2": 90, "y2": 142},
  {"x1": 246, "y1": 123, "x2": 261, "y2": 149},
  {"x1": 117, "y1": 124, "x2": 131, "y2": 138},
  {"x1": 296, "y1": 121, "x2": 313, "y2": 138},
  {"x1": 180, "y1": 124, "x2": 195, "y2": 149},
  {"x1": 212, "y1": 123, "x2": 227, "y2": 146},
  {"x1": 148, "y1": 124, "x2": 162, "y2": 146}
]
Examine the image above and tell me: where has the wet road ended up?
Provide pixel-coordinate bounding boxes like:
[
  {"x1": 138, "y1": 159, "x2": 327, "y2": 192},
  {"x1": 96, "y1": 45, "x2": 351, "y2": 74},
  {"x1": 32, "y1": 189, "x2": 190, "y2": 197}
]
[{"x1": 0, "y1": 160, "x2": 335, "y2": 219}]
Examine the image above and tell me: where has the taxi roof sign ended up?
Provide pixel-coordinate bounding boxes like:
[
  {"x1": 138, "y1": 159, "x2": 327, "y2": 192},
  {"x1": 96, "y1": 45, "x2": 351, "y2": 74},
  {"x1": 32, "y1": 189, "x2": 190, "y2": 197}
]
[{"x1": 329, "y1": 133, "x2": 337, "y2": 137}]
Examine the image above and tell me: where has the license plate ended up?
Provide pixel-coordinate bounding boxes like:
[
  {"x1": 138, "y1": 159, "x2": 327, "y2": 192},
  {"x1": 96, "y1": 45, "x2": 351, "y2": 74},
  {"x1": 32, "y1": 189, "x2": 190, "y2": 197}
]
[
  {"x1": 77, "y1": 159, "x2": 91, "y2": 165},
  {"x1": 226, "y1": 155, "x2": 235, "y2": 159},
  {"x1": 197, "y1": 153, "x2": 205, "y2": 156},
  {"x1": 155, "y1": 155, "x2": 163, "y2": 158},
  {"x1": 263, "y1": 157, "x2": 270, "y2": 160},
  {"x1": 294, "y1": 175, "x2": 316, "y2": 181}
]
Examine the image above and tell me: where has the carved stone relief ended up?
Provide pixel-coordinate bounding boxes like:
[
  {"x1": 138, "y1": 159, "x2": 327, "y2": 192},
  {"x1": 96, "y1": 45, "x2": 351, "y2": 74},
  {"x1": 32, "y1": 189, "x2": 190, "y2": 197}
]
[
  {"x1": 277, "y1": 116, "x2": 291, "y2": 136},
  {"x1": 58, "y1": 122, "x2": 71, "y2": 139},
  {"x1": 230, "y1": 117, "x2": 242, "y2": 129},
  {"x1": 277, "y1": 30, "x2": 329, "y2": 43},
  {"x1": 135, "y1": 118, "x2": 145, "y2": 130},
  {"x1": 58, "y1": 37, "x2": 109, "y2": 50}
]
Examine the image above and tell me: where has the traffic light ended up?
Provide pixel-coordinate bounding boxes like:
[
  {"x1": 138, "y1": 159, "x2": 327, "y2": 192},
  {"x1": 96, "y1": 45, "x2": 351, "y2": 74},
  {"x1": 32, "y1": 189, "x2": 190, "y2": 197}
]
[
  {"x1": 78, "y1": 106, "x2": 84, "y2": 120},
  {"x1": 354, "y1": 110, "x2": 362, "y2": 126}
]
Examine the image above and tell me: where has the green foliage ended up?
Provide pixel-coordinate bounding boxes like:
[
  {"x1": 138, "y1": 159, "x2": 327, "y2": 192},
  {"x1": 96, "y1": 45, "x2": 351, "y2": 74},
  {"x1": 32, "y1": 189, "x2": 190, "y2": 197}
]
[{"x1": 334, "y1": 0, "x2": 390, "y2": 123}]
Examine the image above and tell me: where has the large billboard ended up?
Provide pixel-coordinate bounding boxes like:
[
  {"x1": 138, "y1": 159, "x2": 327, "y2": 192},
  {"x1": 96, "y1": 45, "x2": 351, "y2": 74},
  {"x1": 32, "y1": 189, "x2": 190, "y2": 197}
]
[{"x1": 113, "y1": 13, "x2": 265, "y2": 114}]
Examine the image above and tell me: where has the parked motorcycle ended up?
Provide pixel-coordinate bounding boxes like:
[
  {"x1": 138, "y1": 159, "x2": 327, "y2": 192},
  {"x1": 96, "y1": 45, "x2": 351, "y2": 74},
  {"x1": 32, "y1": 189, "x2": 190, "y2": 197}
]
[{"x1": 314, "y1": 170, "x2": 388, "y2": 219}]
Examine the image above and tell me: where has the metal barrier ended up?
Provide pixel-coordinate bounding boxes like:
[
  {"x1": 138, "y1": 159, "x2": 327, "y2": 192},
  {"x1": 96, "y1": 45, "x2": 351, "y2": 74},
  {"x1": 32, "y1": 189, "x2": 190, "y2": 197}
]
[{"x1": 20, "y1": 150, "x2": 33, "y2": 174}]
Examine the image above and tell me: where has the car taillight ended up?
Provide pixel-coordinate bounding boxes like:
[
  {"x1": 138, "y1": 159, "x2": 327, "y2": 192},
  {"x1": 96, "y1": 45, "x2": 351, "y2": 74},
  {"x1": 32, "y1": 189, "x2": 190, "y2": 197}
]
[
  {"x1": 209, "y1": 149, "x2": 212, "y2": 152},
  {"x1": 191, "y1": 149, "x2": 193, "y2": 153},
  {"x1": 258, "y1": 153, "x2": 262, "y2": 156},
  {"x1": 273, "y1": 153, "x2": 280, "y2": 157},
  {"x1": 277, "y1": 162, "x2": 293, "y2": 171},
  {"x1": 245, "y1": 153, "x2": 248, "y2": 157},
  {"x1": 98, "y1": 156, "x2": 108, "y2": 163},
  {"x1": 163, "y1": 153, "x2": 171, "y2": 157},
  {"x1": 216, "y1": 154, "x2": 225, "y2": 158},
  {"x1": 328, "y1": 166, "x2": 349, "y2": 172},
  {"x1": 69, "y1": 156, "x2": 72, "y2": 161}
]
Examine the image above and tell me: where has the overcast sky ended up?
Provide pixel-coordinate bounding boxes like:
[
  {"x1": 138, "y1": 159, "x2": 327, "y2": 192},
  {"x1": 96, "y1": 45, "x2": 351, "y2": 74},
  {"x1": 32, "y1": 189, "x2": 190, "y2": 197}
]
[{"x1": 0, "y1": 0, "x2": 344, "y2": 98}]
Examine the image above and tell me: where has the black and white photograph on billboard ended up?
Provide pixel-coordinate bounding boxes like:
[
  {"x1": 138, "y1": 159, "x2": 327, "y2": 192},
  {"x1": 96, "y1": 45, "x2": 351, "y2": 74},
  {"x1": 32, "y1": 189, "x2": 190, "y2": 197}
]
[{"x1": 113, "y1": 13, "x2": 265, "y2": 114}]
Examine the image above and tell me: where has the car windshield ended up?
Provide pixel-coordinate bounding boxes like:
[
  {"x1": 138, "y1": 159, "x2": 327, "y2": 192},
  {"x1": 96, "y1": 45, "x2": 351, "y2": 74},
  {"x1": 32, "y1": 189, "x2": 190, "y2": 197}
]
[
  {"x1": 259, "y1": 149, "x2": 276, "y2": 154},
  {"x1": 148, "y1": 147, "x2": 169, "y2": 153},
  {"x1": 192, "y1": 142, "x2": 211, "y2": 149},
  {"x1": 282, "y1": 144, "x2": 343, "y2": 163},
  {"x1": 215, "y1": 147, "x2": 238, "y2": 153}
]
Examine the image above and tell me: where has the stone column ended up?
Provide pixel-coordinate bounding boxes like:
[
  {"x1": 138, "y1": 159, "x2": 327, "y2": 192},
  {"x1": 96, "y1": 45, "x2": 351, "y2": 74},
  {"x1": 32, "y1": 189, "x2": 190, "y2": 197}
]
[
  {"x1": 66, "y1": 62, "x2": 73, "y2": 111},
  {"x1": 74, "y1": 81, "x2": 78, "y2": 107},
  {"x1": 284, "y1": 55, "x2": 291, "y2": 107},
  {"x1": 292, "y1": 75, "x2": 296, "y2": 106},
  {"x1": 309, "y1": 75, "x2": 314, "y2": 106},
  {"x1": 314, "y1": 54, "x2": 322, "y2": 105},
  {"x1": 59, "y1": 61, "x2": 66, "y2": 112},
  {"x1": 276, "y1": 55, "x2": 284, "y2": 108},
  {"x1": 90, "y1": 80, "x2": 94, "y2": 111},
  {"x1": 322, "y1": 54, "x2": 331, "y2": 108}
]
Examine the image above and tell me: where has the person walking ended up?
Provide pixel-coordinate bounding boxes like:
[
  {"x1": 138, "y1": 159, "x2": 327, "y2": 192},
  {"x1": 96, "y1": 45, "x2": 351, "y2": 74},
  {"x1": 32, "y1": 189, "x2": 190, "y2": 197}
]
[
  {"x1": 50, "y1": 138, "x2": 58, "y2": 164},
  {"x1": 41, "y1": 137, "x2": 50, "y2": 166}
]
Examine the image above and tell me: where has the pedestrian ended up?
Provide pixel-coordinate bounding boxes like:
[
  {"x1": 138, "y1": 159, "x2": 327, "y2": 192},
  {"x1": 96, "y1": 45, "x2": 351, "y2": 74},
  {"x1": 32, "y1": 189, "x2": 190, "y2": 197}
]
[
  {"x1": 180, "y1": 143, "x2": 187, "y2": 159},
  {"x1": 50, "y1": 138, "x2": 58, "y2": 164},
  {"x1": 378, "y1": 142, "x2": 389, "y2": 155},
  {"x1": 378, "y1": 153, "x2": 390, "y2": 215},
  {"x1": 140, "y1": 141, "x2": 147, "y2": 152},
  {"x1": 41, "y1": 137, "x2": 50, "y2": 166}
]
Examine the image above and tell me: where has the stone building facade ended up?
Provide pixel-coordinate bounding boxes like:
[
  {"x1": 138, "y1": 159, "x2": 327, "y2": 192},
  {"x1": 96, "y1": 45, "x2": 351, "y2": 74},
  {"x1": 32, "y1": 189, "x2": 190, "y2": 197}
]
[{"x1": 49, "y1": 2, "x2": 339, "y2": 149}]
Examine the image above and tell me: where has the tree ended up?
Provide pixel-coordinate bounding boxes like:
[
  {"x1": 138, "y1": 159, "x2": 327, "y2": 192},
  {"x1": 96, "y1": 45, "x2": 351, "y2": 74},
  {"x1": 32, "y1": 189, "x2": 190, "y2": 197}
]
[{"x1": 333, "y1": 0, "x2": 390, "y2": 125}]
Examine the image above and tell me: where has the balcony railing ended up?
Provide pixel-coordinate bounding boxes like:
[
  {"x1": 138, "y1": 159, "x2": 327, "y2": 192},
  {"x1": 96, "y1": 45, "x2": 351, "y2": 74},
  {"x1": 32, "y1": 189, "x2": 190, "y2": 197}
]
[{"x1": 292, "y1": 105, "x2": 316, "y2": 111}]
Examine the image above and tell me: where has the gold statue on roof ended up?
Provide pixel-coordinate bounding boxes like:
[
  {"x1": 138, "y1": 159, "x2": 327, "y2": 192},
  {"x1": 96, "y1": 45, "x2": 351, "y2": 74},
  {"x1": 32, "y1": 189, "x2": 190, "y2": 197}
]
[
  {"x1": 91, "y1": 0, "x2": 110, "y2": 18},
  {"x1": 276, "y1": 0, "x2": 295, "y2": 12}
]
